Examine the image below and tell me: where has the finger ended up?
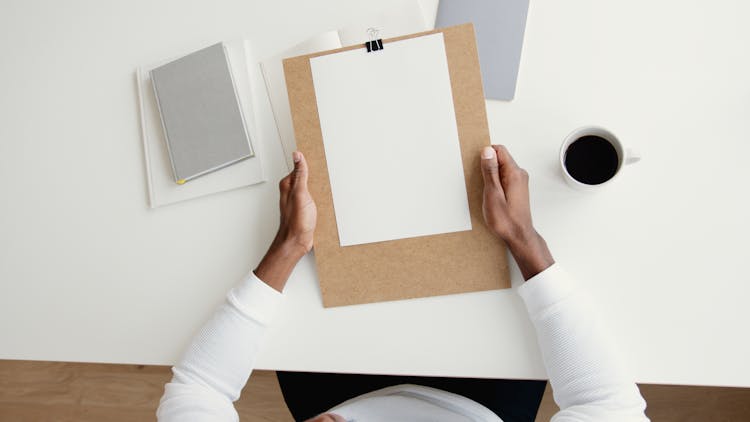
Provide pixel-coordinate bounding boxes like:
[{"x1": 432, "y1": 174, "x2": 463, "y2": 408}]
[
  {"x1": 291, "y1": 151, "x2": 309, "y2": 192},
  {"x1": 492, "y1": 144, "x2": 519, "y2": 171},
  {"x1": 480, "y1": 146, "x2": 503, "y2": 192},
  {"x1": 493, "y1": 144, "x2": 529, "y2": 205},
  {"x1": 279, "y1": 174, "x2": 292, "y2": 209},
  {"x1": 279, "y1": 173, "x2": 292, "y2": 195}
]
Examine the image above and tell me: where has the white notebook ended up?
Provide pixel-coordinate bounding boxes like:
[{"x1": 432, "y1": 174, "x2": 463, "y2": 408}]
[{"x1": 136, "y1": 40, "x2": 266, "y2": 208}]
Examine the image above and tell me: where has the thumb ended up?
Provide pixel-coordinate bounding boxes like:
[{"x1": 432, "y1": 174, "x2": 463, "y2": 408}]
[
  {"x1": 291, "y1": 151, "x2": 309, "y2": 191},
  {"x1": 480, "y1": 146, "x2": 501, "y2": 189}
]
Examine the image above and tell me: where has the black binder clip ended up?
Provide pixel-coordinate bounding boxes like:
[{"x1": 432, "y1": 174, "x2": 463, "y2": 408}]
[{"x1": 365, "y1": 27, "x2": 384, "y2": 52}]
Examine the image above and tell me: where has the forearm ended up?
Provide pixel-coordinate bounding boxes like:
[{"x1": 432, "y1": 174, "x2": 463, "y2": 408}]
[
  {"x1": 506, "y1": 228, "x2": 555, "y2": 280},
  {"x1": 518, "y1": 266, "x2": 648, "y2": 420},
  {"x1": 157, "y1": 273, "x2": 283, "y2": 420},
  {"x1": 157, "y1": 151, "x2": 313, "y2": 421},
  {"x1": 254, "y1": 235, "x2": 306, "y2": 292}
]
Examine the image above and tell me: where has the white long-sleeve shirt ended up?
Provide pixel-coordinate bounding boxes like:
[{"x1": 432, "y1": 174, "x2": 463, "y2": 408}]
[{"x1": 157, "y1": 264, "x2": 649, "y2": 421}]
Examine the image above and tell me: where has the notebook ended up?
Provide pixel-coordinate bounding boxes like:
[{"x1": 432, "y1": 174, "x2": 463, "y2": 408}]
[
  {"x1": 435, "y1": 0, "x2": 529, "y2": 101},
  {"x1": 136, "y1": 40, "x2": 267, "y2": 208},
  {"x1": 150, "y1": 43, "x2": 254, "y2": 184}
]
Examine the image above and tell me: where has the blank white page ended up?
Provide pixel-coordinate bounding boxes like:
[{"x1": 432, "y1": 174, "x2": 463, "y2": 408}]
[{"x1": 310, "y1": 33, "x2": 471, "y2": 247}]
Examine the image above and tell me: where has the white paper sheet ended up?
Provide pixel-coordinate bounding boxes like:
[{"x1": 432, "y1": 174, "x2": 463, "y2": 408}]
[{"x1": 310, "y1": 33, "x2": 472, "y2": 247}]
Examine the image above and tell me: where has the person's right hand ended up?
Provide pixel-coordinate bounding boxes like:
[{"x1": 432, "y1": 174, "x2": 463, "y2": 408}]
[
  {"x1": 480, "y1": 145, "x2": 554, "y2": 280},
  {"x1": 255, "y1": 151, "x2": 317, "y2": 292}
]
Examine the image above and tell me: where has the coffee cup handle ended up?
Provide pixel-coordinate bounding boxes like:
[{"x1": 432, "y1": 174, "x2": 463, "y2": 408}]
[{"x1": 625, "y1": 148, "x2": 641, "y2": 165}]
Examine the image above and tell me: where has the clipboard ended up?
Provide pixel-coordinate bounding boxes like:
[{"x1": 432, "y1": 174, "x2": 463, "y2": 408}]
[{"x1": 284, "y1": 24, "x2": 510, "y2": 307}]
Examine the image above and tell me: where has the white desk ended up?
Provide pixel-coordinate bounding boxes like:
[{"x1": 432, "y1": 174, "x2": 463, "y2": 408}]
[{"x1": 1, "y1": 0, "x2": 749, "y2": 387}]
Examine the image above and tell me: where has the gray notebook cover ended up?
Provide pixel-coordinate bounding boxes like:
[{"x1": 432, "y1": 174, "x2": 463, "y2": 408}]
[
  {"x1": 150, "y1": 43, "x2": 254, "y2": 183},
  {"x1": 436, "y1": 0, "x2": 529, "y2": 101}
]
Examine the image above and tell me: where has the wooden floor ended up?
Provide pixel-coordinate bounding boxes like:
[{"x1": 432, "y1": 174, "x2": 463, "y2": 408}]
[{"x1": 1, "y1": 360, "x2": 749, "y2": 421}]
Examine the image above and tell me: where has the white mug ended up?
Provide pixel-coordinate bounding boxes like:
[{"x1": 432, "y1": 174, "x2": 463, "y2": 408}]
[{"x1": 559, "y1": 126, "x2": 641, "y2": 190}]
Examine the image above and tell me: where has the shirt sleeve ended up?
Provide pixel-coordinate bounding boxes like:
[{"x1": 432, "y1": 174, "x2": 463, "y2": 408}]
[
  {"x1": 156, "y1": 272, "x2": 283, "y2": 422},
  {"x1": 517, "y1": 264, "x2": 649, "y2": 421}
]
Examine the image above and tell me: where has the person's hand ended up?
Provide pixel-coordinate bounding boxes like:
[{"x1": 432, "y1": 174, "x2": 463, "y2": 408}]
[
  {"x1": 481, "y1": 145, "x2": 554, "y2": 280},
  {"x1": 255, "y1": 151, "x2": 317, "y2": 292},
  {"x1": 276, "y1": 151, "x2": 317, "y2": 254}
]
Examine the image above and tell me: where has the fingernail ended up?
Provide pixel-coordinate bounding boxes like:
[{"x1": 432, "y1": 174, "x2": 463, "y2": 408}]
[
  {"x1": 293, "y1": 151, "x2": 301, "y2": 163},
  {"x1": 481, "y1": 146, "x2": 494, "y2": 159}
]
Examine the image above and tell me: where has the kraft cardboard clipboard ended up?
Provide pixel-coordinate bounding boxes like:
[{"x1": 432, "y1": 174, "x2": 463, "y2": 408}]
[{"x1": 284, "y1": 24, "x2": 510, "y2": 307}]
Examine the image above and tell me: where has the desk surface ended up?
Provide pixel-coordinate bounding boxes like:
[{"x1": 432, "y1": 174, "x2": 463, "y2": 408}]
[{"x1": 1, "y1": 0, "x2": 749, "y2": 387}]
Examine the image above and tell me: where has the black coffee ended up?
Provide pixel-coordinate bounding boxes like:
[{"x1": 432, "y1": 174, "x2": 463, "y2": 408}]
[{"x1": 564, "y1": 135, "x2": 619, "y2": 185}]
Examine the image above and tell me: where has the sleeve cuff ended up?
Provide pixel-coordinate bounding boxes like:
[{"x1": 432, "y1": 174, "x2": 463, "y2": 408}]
[
  {"x1": 516, "y1": 263, "x2": 578, "y2": 315},
  {"x1": 226, "y1": 272, "x2": 284, "y2": 326}
]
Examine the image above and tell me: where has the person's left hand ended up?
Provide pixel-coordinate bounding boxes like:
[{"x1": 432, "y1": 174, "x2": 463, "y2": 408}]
[{"x1": 255, "y1": 151, "x2": 317, "y2": 292}]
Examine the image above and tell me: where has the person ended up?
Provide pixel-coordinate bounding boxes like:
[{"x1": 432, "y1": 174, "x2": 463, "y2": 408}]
[{"x1": 156, "y1": 145, "x2": 650, "y2": 421}]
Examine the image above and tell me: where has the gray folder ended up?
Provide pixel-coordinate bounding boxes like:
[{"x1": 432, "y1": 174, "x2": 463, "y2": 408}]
[
  {"x1": 436, "y1": 0, "x2": 529, "y2": 101},
  {"x1": 150, "y1": 43, "x2": 254, "y2": 183}
]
